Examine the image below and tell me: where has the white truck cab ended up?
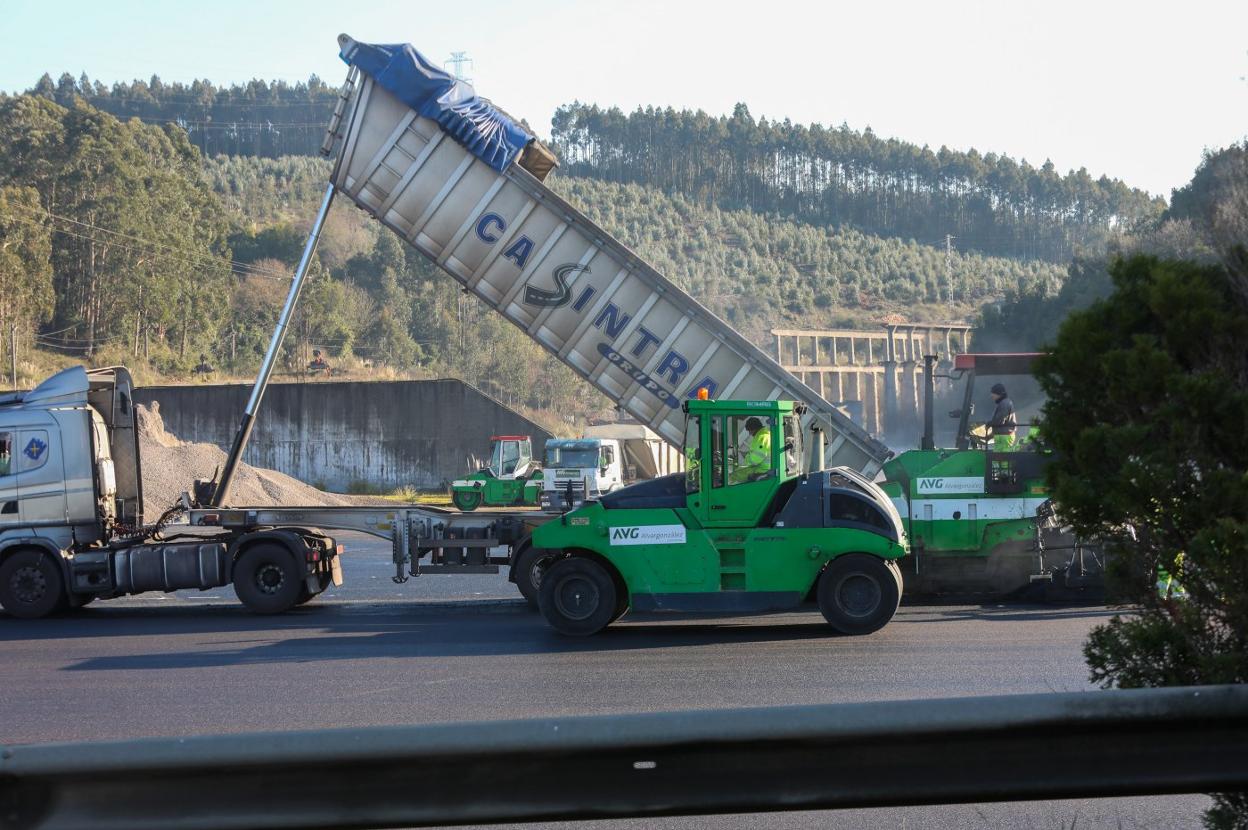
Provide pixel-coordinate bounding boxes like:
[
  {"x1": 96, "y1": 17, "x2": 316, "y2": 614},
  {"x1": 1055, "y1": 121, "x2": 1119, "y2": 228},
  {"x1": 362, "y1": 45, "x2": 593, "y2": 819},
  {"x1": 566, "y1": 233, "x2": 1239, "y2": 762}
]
[
  {"x1": 539, "y1": 438, "x2": 622, "y2": 512},
  {"x1": 0, "y1": 365, "x2": 140, "y2": 550},
  {"x1": 0, "y1": 366, "x2": 339, "y2": 619}
]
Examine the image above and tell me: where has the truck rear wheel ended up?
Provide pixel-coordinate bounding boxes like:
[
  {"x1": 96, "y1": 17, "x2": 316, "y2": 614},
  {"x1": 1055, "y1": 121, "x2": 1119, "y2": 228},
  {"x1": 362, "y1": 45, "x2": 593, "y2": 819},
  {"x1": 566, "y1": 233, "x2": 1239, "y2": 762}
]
[
  {"x1": 233, "y1": 544, "x2": 302, "y2": 614},
  {"x1": 817, "y1": 554, "x2": 900, "y2": 636},
  {"x1": 452, "y1": 490, "x2": 481, "y2": 511},
  {"x1": 538, "y1": 557, "x2": 618, "y2": 636},
  {"x1": 0, "y1": 550, "x2": 66, "y2": 619}
]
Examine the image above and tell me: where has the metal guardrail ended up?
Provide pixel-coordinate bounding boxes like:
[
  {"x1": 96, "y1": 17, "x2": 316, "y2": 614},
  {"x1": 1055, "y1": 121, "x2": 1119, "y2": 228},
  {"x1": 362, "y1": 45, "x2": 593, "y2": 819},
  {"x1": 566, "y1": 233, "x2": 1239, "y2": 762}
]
[{"x1": 2, "y1": 685, "x2": 1246, "y2": 829}]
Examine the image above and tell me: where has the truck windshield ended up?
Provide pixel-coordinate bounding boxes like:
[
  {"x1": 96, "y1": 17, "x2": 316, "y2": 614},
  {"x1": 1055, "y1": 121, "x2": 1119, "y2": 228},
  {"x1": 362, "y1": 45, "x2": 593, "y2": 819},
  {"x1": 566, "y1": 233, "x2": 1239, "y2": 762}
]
[{"x1": 544, "y1": 447, "x2": 599, "y2": 468}]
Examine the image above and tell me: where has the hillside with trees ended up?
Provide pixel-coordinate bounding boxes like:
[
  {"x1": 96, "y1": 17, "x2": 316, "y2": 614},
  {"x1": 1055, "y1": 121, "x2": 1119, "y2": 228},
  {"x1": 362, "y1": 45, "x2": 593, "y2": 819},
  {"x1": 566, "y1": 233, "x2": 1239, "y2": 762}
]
[
  {"x1": 551, "y1": 103, "x2": 1165, "y2": 262},
  {"x1": 0, "y1": 75, "x2": 1190, "y2": 426},
  {"x1": 28, "y1": 72, "x2": 1163, "y2": 263},
  {"x1": 977, "y1": 142, "x2": 1248, "y2": 352},
  {"x1": 30, "y1": 71, "x2": 341, "y2": 160}
]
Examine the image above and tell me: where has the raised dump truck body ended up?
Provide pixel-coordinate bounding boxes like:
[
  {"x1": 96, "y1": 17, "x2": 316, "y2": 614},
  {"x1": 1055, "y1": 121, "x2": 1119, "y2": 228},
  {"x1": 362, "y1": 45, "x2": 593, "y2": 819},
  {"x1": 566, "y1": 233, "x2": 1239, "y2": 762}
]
[{"x1": 323, "y1": 35, "x2": 891, "y2": 477}]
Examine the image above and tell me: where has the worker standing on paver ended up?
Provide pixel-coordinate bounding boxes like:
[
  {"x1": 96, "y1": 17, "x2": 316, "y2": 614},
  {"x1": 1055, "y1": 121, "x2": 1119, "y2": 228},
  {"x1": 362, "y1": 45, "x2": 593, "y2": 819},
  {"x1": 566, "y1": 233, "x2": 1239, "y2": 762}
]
[
  {"x1": 988, "y1": 383, "x2": 1017, "y2": 451},
  {"x1": 731, "y1": 417, "x2": 772, "y2": 483}
]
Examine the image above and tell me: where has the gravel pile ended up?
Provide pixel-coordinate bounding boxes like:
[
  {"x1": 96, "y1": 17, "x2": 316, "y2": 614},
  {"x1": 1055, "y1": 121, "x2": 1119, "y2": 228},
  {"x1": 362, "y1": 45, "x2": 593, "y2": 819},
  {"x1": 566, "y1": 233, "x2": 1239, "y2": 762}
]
[{"x1": 138, "y1": 402, "x2": 349, "y2": 513}]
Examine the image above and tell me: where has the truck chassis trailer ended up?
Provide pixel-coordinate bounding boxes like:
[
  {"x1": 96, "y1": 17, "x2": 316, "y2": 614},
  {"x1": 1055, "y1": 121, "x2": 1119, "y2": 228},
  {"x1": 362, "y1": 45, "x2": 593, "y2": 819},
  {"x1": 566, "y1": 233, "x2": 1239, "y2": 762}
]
[{"x1": 187, "y1": 504, "x2": 550, "y2": 586}]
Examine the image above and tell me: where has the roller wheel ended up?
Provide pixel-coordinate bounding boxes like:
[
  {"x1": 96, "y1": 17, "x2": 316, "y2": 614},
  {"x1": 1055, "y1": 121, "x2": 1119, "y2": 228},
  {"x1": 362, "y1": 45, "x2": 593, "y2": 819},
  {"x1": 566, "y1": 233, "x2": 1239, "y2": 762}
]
[
  {"x1": 0, "y1": 550, "x2": 66, "y2": 619},
  {"x1": 538, "y1": 557, "x2": 618, "y2": 636},
  {"x1": 817, "y1": 554, "x2": 901, "y2": 635},
  {"x1": 512, "y1": 543, "x2": 554, "y2": 609},
  {"x1": 452, "y1": 490, "x2": 482, "y2": 511}
]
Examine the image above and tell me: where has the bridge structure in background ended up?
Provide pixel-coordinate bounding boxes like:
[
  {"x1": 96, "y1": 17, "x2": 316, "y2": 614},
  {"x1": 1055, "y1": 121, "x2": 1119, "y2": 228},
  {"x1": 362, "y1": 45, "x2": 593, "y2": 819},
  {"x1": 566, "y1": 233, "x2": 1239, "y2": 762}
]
[{"x1": 772, "y1": 323, "x2": 973, "y2": 441}]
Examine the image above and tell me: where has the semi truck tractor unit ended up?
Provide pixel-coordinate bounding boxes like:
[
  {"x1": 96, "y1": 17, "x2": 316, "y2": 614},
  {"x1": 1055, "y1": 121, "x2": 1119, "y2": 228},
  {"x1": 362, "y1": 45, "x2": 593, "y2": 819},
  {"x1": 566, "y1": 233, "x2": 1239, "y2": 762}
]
[
  {"x1": 531, "y1": 397, "x2": 907, "y2": 636},
  {"x1": 0, "y1": 367, "x2": 341, "y2": 619}
]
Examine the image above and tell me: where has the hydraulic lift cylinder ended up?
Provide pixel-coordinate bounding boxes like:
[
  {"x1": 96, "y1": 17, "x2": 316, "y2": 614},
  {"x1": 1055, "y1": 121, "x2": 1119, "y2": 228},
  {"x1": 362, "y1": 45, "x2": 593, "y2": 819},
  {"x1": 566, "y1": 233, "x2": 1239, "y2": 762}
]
[{"x1": 211, "y1": 183, "x2": 336, "y2": 507}]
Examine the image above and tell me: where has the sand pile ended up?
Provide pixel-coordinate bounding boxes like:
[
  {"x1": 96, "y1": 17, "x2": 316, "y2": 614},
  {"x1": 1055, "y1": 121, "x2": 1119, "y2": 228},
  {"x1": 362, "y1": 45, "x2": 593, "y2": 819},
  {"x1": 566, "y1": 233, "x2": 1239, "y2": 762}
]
[{"x1": 138, "y1": 402, "x2": 349, "y2": 513}]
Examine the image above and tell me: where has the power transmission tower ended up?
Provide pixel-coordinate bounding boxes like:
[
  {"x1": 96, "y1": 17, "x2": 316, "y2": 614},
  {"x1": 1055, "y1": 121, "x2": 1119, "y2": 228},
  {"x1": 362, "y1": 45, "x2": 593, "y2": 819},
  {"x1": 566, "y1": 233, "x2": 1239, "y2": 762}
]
[
  {"x1": 446, "y1": 52, "x2": 474, "y2": 83},
  {"x1": 944, "y1": 234, "x2": 956, "y2": 309}
]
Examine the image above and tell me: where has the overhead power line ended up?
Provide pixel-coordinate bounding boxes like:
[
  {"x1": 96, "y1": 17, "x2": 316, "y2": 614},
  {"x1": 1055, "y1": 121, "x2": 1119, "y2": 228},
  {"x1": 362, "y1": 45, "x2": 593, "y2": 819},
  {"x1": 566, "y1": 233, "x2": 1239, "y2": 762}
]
[{"x1": 3, "y1": 202, "x2": 293, "y2": 282}]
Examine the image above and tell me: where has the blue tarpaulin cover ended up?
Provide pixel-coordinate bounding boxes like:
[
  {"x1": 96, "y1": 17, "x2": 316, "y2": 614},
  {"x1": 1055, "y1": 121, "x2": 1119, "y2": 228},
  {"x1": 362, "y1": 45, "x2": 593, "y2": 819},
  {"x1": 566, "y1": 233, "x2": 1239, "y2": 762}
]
[{"x1": 340, "y1": 39, "x2": 533, "y2": 172}]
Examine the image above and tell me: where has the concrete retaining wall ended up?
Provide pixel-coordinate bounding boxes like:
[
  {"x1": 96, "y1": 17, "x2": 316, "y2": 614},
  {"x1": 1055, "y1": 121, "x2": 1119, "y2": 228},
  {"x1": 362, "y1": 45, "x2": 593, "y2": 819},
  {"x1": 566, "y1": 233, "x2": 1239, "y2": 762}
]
[{"x1": 134, "y1": 379, "x2": 554, "y2": 492}]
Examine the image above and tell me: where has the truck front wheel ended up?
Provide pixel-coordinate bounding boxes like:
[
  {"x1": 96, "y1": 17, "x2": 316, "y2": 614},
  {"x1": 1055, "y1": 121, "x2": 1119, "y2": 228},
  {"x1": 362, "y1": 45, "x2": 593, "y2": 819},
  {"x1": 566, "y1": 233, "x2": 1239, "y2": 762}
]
[
  {"x1": 538, "y1": 557, "x2": 618, "y2": 636},
  {"x1": 817, "y1": 554, "x2": 901, "y2": 635},
  {"x1": 233, "y1": 544, "x2": 302, "y2": 614},
  {"x1": 0, "y1": 550, "x2": 66, "y2": 619}
]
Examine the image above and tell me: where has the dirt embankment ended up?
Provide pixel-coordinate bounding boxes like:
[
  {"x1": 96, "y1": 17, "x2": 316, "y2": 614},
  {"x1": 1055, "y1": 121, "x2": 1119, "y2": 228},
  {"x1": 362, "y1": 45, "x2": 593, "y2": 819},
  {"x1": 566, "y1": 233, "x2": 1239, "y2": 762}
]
[{"x1": 137, "y1": 402, "x2": 350, "y2": 513}]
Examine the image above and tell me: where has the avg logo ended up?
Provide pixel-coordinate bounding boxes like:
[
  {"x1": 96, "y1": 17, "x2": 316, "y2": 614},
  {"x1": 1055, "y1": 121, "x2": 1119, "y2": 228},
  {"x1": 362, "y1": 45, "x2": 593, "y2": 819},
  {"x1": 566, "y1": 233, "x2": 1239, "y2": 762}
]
[{"x1": 24, "y1": 437, "x2": 47, "y2": 461}]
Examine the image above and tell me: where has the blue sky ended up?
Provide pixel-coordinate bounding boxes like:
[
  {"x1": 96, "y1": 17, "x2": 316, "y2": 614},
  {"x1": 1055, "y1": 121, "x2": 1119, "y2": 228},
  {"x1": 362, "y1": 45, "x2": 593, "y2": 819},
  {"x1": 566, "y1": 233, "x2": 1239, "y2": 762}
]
[{"x1": 5, "y1": 0, "x2": 1245, "y2": 197}]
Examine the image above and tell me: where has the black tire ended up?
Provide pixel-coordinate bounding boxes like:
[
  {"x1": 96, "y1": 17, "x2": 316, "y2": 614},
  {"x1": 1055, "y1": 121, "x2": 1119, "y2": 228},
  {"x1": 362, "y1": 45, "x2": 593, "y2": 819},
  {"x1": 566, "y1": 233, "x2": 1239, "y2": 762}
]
[
  {"x1": 512, "y1": 544, "x2": 554, "y2": 609},
  {"x1": 817, "y1": 554, "x2": 901, "y2": 635},
  {"x1": 452, "y1": 489, "x2": 481, "y2": 511},
  {"x1": 233, "y1": 544, "x2": 302, "y2": 614},
  {"x1": 887, "y1": 560, "x2": 905, "y2": 597},
  {"x1": 611, "y1": 592, "x2": 630, "y2": 623},
  {"x1": 0, "y1": 550, "x2": 66, "y2": 619},
  {"x1": 538, "y1": 556, "x2": 618, "y2": 636}
]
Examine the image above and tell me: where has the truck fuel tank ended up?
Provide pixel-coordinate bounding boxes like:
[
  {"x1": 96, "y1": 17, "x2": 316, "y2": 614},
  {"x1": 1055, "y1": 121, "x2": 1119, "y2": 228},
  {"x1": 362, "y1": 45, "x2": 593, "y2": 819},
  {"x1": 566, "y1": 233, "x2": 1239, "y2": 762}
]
[{"x1": 104, "y1": 542, "x2": 230, "y2": 594}]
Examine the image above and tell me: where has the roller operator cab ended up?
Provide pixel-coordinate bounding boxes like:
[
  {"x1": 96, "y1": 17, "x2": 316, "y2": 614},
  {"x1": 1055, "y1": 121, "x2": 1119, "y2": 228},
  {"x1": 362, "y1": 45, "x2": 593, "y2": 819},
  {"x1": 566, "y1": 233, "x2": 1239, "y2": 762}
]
[
  {"x1": 451, "y1": 435, "x2": 542, "y2": 511},
  {"x1": 530, "y1": 398, "x2": 907, "y2": 636}
]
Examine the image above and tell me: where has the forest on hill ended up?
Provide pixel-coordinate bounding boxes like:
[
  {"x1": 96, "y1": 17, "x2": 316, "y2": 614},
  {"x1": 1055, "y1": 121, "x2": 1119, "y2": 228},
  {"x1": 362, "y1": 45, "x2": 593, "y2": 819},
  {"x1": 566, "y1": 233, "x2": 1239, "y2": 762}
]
[
  {"x1": 6, "y1": 78, "x2": 1230, "y2": 427},
  {"x1": 205, "y1": 154, "x2": 1066, "y2": 335},
  {"x1": 0, "y1": 89, "x2": 1069, "y2": 422},
  {"x1": 28, "y1": 72, "x2": 1164, "y2": 263},
  {"x1": 976, "y1": 141, "x2": 1248, "y2": 352},
  {"x1": 551, "y1": 103, "x2": 1165, "y2": 263}
]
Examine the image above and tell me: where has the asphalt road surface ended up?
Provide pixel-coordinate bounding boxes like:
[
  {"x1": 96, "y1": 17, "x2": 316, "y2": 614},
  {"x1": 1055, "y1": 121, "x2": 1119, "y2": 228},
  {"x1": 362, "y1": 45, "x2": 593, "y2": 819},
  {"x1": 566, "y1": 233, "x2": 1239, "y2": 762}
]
[{"x1": 0, "y1": 532, "x2": 1209, "y2": 829}]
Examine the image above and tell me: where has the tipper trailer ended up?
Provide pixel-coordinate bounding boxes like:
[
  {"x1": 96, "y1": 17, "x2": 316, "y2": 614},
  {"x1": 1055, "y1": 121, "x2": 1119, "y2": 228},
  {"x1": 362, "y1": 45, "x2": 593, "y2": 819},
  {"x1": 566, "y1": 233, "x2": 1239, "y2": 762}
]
[{"x1": 318, "y1": 35, "x2": 891, "y2": 477}]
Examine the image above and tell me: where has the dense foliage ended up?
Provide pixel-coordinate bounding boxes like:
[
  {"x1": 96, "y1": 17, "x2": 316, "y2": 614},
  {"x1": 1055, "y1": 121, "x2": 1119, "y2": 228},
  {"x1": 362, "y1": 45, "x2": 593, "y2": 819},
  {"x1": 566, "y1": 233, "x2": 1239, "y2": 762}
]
[
  {"x1": 977, "y1": 142, "x2": 1248, "y2": 351},
  {"x1": 30, "y1": 71, "x2": 340, "y2": 160},
  {"x1": 27, "y1": 72, "x2": 1164, "y2": 265},
  {"x1": 1035, "y1": 254, "x2": 1248, "y2": 828},
  {"x1": 0, "y1": 93, "x2": 231, "y2": 366},
  {"x1": 554, "y1": 177, "x2": 1065, "y2": 339},
  {"x1": 551, "y1": 102, "x2": 1165, "y2": 262}
]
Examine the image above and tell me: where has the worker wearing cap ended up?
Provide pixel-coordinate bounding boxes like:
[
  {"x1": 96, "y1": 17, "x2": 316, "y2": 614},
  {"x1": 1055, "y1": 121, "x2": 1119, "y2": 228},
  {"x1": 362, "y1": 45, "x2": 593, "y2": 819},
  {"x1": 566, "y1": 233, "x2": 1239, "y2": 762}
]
[
  {"x1": 731, "y1": 417, "x2": 772, "y2": 483},
  {"x1": 988, "y1": 383, "x2": 1017, "y2": 452}
]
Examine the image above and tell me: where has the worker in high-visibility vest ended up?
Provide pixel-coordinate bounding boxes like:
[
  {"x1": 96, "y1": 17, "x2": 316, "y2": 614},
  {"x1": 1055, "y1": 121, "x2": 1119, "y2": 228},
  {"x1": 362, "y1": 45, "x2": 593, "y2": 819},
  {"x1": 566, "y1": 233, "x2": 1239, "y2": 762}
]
[
  {"x1": 988, "y1": 383, "x2": 1017, "y2": 452},
  {"x1": 730, "y1": 417, "x2": 772, "y2": 484}
]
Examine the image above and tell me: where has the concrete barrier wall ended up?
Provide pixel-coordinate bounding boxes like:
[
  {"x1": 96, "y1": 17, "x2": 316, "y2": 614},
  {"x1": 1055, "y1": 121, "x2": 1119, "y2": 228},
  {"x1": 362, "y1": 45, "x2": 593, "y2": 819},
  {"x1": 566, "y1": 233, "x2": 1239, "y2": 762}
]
[{"x1": 134, "y1": 379, "x2": 554, "y2": 492}]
